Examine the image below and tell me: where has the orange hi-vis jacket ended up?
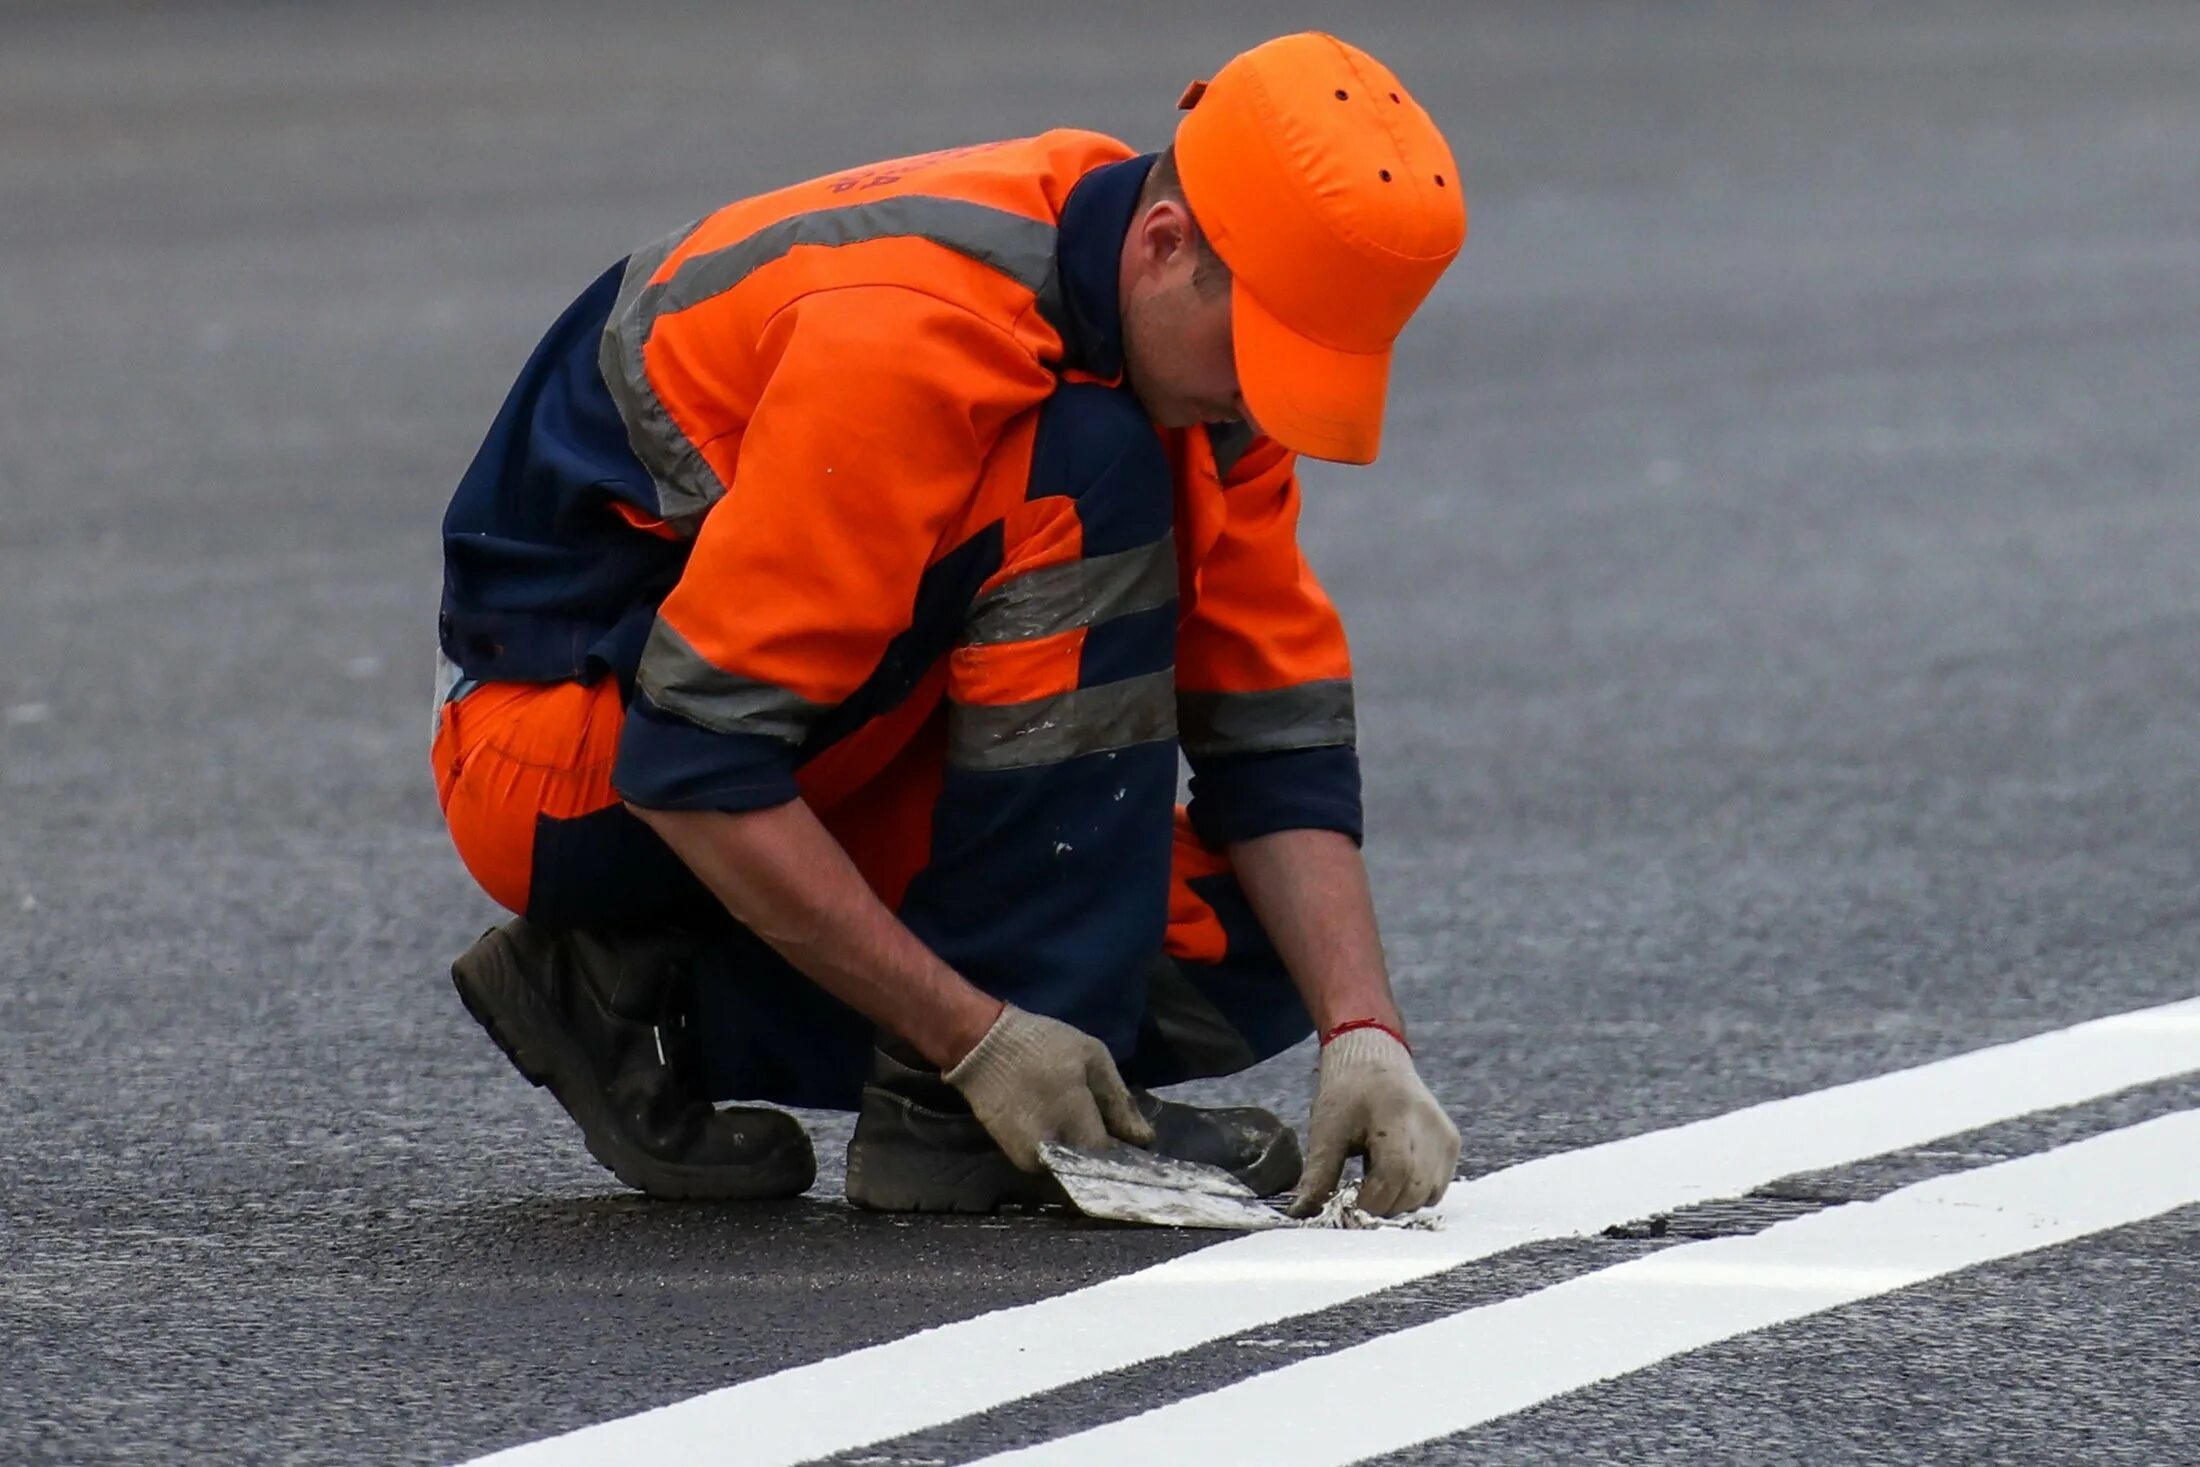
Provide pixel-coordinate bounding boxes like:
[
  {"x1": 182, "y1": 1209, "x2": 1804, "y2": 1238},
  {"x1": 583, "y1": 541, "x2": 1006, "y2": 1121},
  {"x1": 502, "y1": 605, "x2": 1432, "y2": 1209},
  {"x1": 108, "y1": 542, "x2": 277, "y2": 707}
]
[{"x1": 439, "y1": 131, "x2": 1361, "y2": 849}]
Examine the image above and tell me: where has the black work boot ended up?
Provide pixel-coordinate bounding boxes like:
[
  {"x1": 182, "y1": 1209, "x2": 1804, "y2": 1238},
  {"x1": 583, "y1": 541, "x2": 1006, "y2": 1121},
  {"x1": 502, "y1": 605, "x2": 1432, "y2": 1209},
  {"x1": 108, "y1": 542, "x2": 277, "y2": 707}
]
[
  {"x1": 451, "y1": 919, "x2": 816, "y2": 1200},
  {"x1": 842, "y1": 1046, "x2": 1066, "y2": 1213},
  {"x1": 1135, "y1": 1087, "x2": 1303, "y2": 1199},
  {"x1": 843, "y1": 1044, "x2": 1302, "y2": 1214}
]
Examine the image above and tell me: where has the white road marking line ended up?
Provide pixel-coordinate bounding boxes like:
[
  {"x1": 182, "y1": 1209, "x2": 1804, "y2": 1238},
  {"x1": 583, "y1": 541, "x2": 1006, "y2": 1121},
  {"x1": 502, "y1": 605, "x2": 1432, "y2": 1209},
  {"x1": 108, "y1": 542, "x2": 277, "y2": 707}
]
[
  {"x1": 461, "y1": 996, "x2": 2200, "y2": 1467},
  {"x1": 978, "y1": 1108, "x2": 2200, "y2": 1467}
]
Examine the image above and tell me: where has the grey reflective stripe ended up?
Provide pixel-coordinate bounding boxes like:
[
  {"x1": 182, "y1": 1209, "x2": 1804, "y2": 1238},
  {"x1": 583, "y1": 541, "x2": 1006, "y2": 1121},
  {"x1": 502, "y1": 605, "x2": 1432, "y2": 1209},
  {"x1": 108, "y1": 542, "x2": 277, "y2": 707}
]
[
  {"x1": 634, "y1": 617, "x2": 827, "y2": 745},
  {"x1": 1032, "y1": 264, "x2": 1068, "y2": 343},
  {"x1": 600, "y1": 197, "x2": 1061, "y2": 524},
  {"x1": 598, "y1": 223, "x2": 707, "y2": 528},
  {"x1": 951, "y1": 669, "x2": 1177, "y2": 772},
  {"x1": 964, "y1": 535, "x2": 1177, "y2": 647},
  {"x1": 1207, "y1": 420, "x2": 1257, "y2": 478},
  {"x1": 654, "y1": 196, "x2": 1057, "y2": 318},
  {"x1": 611, "y1": 220, "x2": 699, "y2": 325},
  {"x1": 1178, "y1": 680, "x2": 1356, "y2": 759}
]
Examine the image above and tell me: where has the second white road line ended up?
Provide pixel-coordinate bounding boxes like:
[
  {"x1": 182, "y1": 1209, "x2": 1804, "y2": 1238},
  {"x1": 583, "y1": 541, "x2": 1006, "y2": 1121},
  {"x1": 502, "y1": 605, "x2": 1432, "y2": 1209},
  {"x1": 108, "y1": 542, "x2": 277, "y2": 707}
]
[
  {"x1": 465, "y1": 995, "x2": 2200, "y2": 1467},
  {"x1": 978, "y1": 1107, "x2": 2200, "y2": 1467}
]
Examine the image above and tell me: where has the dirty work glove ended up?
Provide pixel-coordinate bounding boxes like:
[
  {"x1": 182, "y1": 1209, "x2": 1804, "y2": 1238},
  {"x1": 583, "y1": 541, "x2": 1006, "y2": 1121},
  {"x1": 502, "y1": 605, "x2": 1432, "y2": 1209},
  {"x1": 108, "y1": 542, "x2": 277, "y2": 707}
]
[
  {"x1": 945, "y1": 1003, "x2": 1157, "y2": 1172},
  {"x1": 1291, "y1": 1026, "x2": 1461, "y2": 1218}
]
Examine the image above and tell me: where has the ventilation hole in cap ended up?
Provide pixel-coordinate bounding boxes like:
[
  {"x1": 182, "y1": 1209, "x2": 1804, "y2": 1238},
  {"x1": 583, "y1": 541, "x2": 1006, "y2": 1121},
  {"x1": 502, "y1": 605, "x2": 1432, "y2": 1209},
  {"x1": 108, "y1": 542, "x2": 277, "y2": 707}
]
[
  {"x1": 1334, "y1": 88, "x2": 1349, "y2": 100},
  {"x1": 1435, "y1": 174, "x2": 1447, "y2": 187},
  {"x1": 1379, "y1": 169, "x2": 1392, "y2": 182},
  {"x1": 1390, "y1": 92, "x2": 1401, "y2": 103}
]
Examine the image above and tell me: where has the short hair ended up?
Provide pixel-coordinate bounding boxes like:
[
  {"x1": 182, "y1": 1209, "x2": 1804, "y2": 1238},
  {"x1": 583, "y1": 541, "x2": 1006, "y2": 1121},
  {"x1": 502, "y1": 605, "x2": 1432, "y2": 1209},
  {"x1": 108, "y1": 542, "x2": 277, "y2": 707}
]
[{"x1": 1138, "y1": 146, "x2": 1233, "y2": 298}]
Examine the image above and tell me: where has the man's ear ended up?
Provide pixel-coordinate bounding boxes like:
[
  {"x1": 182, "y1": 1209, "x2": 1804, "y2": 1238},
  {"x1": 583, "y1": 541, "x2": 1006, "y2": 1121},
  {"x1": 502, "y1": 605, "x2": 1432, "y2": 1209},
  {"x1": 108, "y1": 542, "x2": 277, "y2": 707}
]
[
  {"x1": 1153, "y1": 199, "x2": 1195, "y2": 266},
  {"x1": 1132, "y1": 199, "x2": 1194, "y2": 276}
]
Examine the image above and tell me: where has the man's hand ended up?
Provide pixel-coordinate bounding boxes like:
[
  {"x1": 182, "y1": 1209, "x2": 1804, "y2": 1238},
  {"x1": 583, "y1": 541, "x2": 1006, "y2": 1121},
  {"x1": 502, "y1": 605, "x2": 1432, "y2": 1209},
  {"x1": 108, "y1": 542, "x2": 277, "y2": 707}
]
[
  {"x1": 945, "y1": 1004, "x2": 1157, "y2": 1171},
  {"x1": 1290, "y1": 1027, "x2": 1460, "y2": 1217}
]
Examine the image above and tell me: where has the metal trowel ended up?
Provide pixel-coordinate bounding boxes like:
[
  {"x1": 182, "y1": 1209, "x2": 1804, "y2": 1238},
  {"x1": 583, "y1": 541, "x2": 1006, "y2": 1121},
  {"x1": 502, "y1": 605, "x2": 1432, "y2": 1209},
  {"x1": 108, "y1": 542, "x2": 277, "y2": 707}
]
[{"x1": 1039, "y1": 1142, "x2": 1290, "y2": 1231}]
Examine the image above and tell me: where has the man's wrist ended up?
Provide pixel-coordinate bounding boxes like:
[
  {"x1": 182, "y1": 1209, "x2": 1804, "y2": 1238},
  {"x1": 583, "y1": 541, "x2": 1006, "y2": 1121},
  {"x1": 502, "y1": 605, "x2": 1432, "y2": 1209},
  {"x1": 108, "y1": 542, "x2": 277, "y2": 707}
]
[
  {"x1": 915, "y1": 989, "x2": 1007, "y2": 1071},
  {"x1": 1320, "y1": 1016, "x2": 1410, "y2": 1053},
  {"x1": 1308, "y1": 987, "x2": 1405, "y2": 1044}
]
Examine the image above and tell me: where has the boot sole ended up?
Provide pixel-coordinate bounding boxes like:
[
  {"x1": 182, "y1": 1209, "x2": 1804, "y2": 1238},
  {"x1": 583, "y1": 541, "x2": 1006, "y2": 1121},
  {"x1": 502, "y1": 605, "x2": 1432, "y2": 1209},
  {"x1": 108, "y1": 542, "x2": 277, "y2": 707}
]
[{"x1": 452, "y1": 933, "x2": 816, "y2": 1201}]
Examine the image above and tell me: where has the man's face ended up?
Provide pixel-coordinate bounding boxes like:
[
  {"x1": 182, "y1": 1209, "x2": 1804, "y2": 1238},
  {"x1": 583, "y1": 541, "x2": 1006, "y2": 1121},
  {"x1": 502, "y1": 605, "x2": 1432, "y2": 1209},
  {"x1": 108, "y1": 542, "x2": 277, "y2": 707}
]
[{"x1": 1119, "y1": 200, "x2": 1253, "y2": 431}]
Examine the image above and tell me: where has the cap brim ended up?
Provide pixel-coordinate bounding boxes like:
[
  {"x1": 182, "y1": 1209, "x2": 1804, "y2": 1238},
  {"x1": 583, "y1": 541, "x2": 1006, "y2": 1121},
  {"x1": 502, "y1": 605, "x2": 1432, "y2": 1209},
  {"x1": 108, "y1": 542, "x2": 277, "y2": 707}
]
[{"x1": 1231, "y1": 277, "x2": 1390, "y2": 465}]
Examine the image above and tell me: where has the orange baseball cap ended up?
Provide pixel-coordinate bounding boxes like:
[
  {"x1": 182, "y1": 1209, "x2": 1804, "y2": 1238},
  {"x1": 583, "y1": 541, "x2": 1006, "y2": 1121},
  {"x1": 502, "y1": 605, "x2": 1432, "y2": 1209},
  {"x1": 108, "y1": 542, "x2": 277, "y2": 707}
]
[{"x1": 1175, "y1": 33, "x2": 1466, "y2": 465}]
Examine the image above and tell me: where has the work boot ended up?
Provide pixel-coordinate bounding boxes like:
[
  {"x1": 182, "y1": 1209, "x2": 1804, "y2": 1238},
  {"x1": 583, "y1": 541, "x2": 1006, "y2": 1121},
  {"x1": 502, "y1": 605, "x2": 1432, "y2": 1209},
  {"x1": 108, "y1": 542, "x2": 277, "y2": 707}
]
[
  {"x1": 843, "y1": 1043, "x2": 1302, "y2": 1213},
  {"x1": 451, "y1": 918, "x2": 816, "y2": 1200}
]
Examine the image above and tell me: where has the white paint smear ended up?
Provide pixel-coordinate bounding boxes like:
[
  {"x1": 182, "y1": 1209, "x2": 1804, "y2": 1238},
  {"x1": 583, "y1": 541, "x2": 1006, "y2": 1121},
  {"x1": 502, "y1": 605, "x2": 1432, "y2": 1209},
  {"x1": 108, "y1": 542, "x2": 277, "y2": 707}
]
[
  {"x1": 463, "y1": 995, "x2": 2200, "y2": 1467},
  {"x1": 981, "y1": 1108, "x2": 2200, "y2": 1467}
]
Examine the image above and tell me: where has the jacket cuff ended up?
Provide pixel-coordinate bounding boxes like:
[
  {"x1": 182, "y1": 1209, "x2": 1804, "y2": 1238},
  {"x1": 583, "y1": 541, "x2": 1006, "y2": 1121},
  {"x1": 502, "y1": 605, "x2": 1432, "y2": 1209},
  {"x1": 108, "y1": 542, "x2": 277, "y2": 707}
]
[
  {"x1": 1186, "y1": 744, "x2": 1363, "y2": 847},
  {"x1": 613, "y1": 697, "x2": 802, "y2": 812}
]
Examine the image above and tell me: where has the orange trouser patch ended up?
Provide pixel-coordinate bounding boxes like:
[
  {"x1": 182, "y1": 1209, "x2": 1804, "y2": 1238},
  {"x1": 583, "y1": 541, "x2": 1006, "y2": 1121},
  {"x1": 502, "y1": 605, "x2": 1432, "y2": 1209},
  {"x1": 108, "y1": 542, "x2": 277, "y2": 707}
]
[
  {"x1": 431, "y1": 675, "x2": 947, "y2": 919},
  {"x1": 431, "y1": 679, "x2": 628, "y2": 916},
  {"x1": 1164, "y1": 811, "x2": 1237, "y2": 966},
  {"x1": 432, "y1": 676, "x2": 1240, "y2": 952}
]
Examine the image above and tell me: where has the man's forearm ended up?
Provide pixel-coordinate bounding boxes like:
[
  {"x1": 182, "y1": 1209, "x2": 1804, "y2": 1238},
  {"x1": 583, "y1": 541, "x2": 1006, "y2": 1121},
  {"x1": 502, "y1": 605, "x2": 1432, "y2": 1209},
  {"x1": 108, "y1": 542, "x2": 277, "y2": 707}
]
[
  {"x1": 1229, "y1": 827, "x2": 1406, "y2": 1039},
  {"x1": 1239, "y1": 828, "x2": 1458, "y2": 1216},
  {"x1": 627, "y1": 799, "x2": 1000, "y2": 1069}
]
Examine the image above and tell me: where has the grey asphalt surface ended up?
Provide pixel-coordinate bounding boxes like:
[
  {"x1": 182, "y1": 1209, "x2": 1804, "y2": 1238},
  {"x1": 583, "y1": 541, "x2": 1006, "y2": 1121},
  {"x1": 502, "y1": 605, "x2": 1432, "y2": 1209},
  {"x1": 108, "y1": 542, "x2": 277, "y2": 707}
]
[{"x1": 2, "y1": 2, "x2": 2196, "y2": 1464}]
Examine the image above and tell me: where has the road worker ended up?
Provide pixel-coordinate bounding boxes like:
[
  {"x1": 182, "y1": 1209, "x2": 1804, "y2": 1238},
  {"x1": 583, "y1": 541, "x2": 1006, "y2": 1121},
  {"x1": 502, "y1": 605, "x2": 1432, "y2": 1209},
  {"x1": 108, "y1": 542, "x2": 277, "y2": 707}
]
[{"x1": 433, "y1": 32, "x2": 1464, "y2": 1217}]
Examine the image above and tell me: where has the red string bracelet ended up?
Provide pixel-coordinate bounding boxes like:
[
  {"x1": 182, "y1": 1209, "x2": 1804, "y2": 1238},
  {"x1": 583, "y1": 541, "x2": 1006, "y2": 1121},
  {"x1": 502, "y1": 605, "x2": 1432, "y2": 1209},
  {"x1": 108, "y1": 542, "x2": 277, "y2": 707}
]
[{"x1": 1320, "y1": 1018, "x2": 1410, "y2": 1053}]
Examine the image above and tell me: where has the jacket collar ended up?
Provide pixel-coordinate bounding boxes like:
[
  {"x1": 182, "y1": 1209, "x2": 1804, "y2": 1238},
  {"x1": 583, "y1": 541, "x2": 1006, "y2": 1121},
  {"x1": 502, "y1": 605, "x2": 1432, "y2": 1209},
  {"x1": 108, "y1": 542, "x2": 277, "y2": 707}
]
[{"x1": 1053, "y1": 152, "x2": 1157, "y2": 380}]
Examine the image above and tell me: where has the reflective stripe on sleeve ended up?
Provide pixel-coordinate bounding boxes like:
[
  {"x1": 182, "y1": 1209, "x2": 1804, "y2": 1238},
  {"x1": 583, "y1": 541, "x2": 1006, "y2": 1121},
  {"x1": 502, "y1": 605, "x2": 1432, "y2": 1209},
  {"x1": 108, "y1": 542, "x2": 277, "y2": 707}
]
[
  {"x1": 600, "y1": 197, "x2": 1061, "y2": 526},
  {"x1": 1177, "y1": 680, "x2": 1356, "y2": 759},
  {"x1": 950, "y1": 668, "x2": 1177, "y2": 772},
  {"x1": 964, "y1": 535, "x2": 1177, "y2": 647},
  {"x1": 634, "y1": 617, "x2": 830, "y2": 745}
]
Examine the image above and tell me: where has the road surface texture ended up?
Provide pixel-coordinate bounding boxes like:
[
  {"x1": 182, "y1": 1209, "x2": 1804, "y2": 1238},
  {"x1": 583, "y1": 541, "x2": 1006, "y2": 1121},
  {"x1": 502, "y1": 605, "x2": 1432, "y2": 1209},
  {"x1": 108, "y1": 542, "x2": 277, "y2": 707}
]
[{"x1": 2, "y1": 2, "x2": 2195, "y2": 1464}]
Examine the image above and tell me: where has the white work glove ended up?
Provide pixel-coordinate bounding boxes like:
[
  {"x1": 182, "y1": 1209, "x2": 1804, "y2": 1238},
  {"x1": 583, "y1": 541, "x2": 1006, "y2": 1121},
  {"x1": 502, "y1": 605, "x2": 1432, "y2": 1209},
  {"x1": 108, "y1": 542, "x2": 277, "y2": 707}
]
[
  {"x1": 1291, "y1": 1026, "x2": 1461, "y2": 1218},
  {"x1": 945, "y1": 1003, "x2": 1157, "y2": 1172}
]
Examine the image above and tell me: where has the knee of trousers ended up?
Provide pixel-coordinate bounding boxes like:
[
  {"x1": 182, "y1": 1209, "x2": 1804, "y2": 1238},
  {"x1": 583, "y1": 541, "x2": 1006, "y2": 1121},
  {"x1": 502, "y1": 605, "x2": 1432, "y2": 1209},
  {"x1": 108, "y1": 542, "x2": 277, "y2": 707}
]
[{"x1": 432, "y1": 678, "x2": 715, "y2": 929}]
